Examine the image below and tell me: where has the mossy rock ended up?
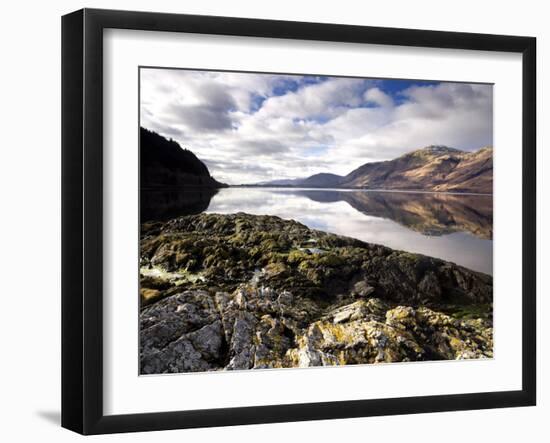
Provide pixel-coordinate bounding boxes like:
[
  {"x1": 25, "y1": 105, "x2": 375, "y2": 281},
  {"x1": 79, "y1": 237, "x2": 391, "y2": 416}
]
[{"x1": 141, "y1": 213, "x2": 492, "y2": 310}]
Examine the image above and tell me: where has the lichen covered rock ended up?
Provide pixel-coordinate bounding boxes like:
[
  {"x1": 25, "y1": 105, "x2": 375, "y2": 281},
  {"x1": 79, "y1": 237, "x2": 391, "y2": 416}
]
[{"x1": 139, "y1": 213, "x2": 493, "y2": 373}]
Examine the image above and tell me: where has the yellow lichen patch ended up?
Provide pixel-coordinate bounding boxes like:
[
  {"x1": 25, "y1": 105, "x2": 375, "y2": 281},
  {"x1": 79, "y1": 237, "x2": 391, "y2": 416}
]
[
  {"x1": 140, "y1": 288, "x2": 162, "y2": 304},
  {"x1": 385, "y1": 306, "x2": 417, "y2": 330},
  {"x1": 317, "y1": 322, "x2": 350, "y2": 345},
  {"x1": 448, "y1": 336, "x2": 465, "y2": 352}
]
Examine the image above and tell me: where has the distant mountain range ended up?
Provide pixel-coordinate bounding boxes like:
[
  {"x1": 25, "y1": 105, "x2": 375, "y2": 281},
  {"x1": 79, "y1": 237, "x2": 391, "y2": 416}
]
[
  {"x1": 140, "y1": 127, "x2": 226, "y2": 189},
  {"x1": 255, "y1": 145, "x2": 493, "y2": 194},
  {"x1": 141, "y1": 128, "x2": 492, "y2": 194},
  {"x1": 258, "y1": 173, "x2": 343, "y2": 188}
]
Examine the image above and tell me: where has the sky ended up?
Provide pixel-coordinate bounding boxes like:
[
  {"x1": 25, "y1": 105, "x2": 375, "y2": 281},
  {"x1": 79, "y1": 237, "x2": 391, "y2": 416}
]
[{"x1": 140, "y1": 68, "x2": 493, "y2": 185}]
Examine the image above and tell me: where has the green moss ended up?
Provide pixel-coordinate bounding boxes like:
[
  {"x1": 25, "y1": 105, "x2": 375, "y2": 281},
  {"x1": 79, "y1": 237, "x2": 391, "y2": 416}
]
[
  {"x1": 288, "y1": 250, "x2": 310, "y2": 264},
  {"x1": 318, "y1": 254, "x2": 345, "y2": 267},
  {"x1": 297, "y1": 260, "x2": 313, "y2": 272},
  {"x1": 260, "y1": 238, "x2": 279, "y2": 250},
  {"x1": 266, "y1": 252, "x2": 289, "y2": 263},
  {"x1": 445, "y1": 303, "x2": 492, "y2": 320},
  {"x1": 396, "y1": 251, "x2": 420, "y2": 263}
]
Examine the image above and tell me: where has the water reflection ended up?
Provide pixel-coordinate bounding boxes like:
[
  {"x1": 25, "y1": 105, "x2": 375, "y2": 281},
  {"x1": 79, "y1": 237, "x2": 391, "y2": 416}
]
[
  {"x1": 140, "y1": 187, "x2": 493, "y2": 275},
  {"x1": 288, "y1": 190, "x2": 492, "y2": 239},
  {"x1": 141, "y1": 188, "x2": 218, "y2": 222}
]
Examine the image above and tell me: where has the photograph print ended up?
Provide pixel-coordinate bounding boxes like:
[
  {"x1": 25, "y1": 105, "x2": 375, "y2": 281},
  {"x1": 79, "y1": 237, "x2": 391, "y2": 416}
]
[{"x1": 139, "y1": 68, "x2": 493, "y2": 375}]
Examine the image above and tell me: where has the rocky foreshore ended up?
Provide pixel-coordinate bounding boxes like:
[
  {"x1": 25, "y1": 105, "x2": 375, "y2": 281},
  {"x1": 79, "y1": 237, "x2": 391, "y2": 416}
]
[{"x1": 139, "y1": 213, "x2": 493, "y2": 374}]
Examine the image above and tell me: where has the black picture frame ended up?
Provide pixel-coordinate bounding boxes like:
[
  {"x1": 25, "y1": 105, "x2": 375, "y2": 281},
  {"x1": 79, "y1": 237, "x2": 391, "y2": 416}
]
[{"x1": 61, "y1": 8, "x2": 537, "y2": 435}]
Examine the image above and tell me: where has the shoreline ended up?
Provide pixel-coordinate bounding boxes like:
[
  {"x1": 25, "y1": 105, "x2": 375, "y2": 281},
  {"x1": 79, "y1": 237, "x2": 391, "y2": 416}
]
[{"x1": 226, "y1": 185, "x2": 493, "y2": 197}]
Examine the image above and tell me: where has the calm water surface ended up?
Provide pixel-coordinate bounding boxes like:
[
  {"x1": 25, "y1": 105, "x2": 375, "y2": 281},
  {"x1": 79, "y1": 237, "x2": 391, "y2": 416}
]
[{"x1": 142, "y1": 187, "x2": 493, "y2": 275}]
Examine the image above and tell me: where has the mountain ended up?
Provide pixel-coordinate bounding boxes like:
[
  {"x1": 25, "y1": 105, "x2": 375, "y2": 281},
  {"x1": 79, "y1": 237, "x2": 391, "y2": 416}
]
[
  {"x1": 300, "y1": 173, "x2": 343, "y2": 188},
  {"x1": 256, "y1": 178, "x2": 303, "y2": 186},
  {"x1": 140, "y1": 127, "x2": 226, "y2": 189},
  {"x1": 340, "y1": 145, "x2": 493, "y2": 193},
  {"x1": 256, "y1": 173, "x2": 343, "y2": 188},
  {"x1": 252, "y1": 145, "x2": 492, "y2": 194}
]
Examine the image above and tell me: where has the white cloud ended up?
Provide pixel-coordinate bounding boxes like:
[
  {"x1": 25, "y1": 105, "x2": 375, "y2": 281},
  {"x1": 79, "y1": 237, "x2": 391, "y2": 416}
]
[
  {"x1": 256, "y1": 77, "x2": 367, "y2": 120},
  {"x1": 364, "y1": 87, "x2": 394, "y2": 108},
  {"x1": 140, "y1": 69, "x2": 493, "y2": 185}
]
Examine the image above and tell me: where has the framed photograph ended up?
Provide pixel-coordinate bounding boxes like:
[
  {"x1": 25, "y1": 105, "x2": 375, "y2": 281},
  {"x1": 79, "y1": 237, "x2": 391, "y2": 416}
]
[{"x1": 61, "y1": 8, "x2": 536, "y2": 434}]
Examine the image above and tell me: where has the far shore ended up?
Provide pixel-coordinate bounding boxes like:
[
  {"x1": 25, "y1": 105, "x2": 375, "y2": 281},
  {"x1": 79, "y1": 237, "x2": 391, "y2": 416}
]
[{"x1": 226, "y1": 185, "x2": 493, "y2": 197}]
